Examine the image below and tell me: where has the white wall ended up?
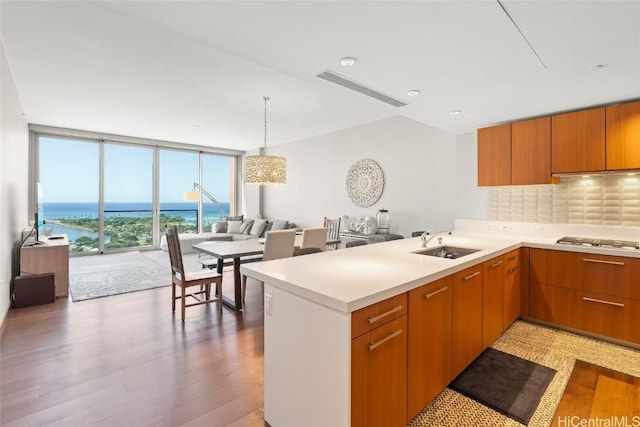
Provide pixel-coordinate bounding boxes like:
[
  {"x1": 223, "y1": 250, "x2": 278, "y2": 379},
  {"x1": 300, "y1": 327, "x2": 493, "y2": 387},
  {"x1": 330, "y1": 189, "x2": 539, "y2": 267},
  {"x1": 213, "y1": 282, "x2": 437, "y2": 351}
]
[
  {"x1": 259, "y1": 116, "x2": 457, "y2": 237},
  {"x1": 455, "y1": 131, "x2": 486, "y2": 221},
  {"x1": 0, "y1": 39, "x2": 29, "y2": 325}
]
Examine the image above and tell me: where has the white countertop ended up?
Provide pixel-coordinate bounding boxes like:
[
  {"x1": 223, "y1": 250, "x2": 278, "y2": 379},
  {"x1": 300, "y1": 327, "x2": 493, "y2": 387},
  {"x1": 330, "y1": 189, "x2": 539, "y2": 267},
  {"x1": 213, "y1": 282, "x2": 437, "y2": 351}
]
[{"x1": 241, "y1": 227, "x2": 640, "y2": 314}]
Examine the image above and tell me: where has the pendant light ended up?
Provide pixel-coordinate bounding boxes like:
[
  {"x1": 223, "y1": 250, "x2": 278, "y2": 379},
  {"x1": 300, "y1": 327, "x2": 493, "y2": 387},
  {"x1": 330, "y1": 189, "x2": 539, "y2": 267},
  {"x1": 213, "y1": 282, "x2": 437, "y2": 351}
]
[{"x1": 244, "y1": 96, "x2": 286, "y2": 184}]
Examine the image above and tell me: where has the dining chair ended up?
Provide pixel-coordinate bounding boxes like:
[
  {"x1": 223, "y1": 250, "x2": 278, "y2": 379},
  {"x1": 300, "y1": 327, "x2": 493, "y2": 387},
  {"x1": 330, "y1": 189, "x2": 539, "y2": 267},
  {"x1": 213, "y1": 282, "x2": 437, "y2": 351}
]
[
  {"x1": 165, "y1": 226, "x2": 223, "y2": 321},
  {"x1": 300, "y1": 227, "x2": 328, "y2": 252},
  {"x1": 241, "y1": 228, "x2": 296, "y2": 304},
  {"x1": 323, "y1": 217, "x2": 341, "y2": 250}
]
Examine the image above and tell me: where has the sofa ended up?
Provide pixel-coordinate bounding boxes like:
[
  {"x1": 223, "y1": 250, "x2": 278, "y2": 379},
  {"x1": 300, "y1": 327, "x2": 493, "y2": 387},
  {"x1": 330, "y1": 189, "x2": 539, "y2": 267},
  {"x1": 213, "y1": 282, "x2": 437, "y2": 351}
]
[{"x1": 161, "y1": 216, "x2": 295, "y2": 254}]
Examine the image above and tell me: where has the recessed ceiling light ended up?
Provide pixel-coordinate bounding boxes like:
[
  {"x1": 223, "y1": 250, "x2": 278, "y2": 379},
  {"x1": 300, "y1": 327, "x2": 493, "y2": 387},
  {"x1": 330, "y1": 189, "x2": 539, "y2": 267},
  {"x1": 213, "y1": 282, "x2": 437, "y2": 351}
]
[
  {"x1": 590, "y1": 64, "x2": 605, "y2": 71},
  {"x1": 407, "y1": 90, "x2": 421, "y2": 97},
  {"x1": 449, "y1": 110, "x2": 461, "y2": 116},
  {"x1": 340, "y1": 57, "x2": 357, "y2": 67}
]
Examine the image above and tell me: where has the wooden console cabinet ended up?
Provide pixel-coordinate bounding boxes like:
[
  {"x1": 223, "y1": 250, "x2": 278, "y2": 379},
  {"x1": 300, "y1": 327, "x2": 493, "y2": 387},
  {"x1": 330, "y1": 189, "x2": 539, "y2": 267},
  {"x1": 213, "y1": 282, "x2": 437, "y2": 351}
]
[{"x1": 20, "y1": 236, "x2": 70, "y2": 297}]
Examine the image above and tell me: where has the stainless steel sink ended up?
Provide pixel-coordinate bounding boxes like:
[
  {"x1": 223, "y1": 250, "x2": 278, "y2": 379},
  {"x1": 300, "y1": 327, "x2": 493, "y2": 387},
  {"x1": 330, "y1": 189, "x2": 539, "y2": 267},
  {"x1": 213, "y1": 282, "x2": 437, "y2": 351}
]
[{"x1": 412, "y1": 246, "x2": 480, "y2": 259}]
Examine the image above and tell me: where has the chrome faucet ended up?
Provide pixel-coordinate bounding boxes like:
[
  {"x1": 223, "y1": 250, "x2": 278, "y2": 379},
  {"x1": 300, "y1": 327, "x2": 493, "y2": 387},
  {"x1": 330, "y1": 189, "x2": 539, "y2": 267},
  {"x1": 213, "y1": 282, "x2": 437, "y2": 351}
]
[{"x1": 421, "y1": 230, "x2": 449, "y2": 248}]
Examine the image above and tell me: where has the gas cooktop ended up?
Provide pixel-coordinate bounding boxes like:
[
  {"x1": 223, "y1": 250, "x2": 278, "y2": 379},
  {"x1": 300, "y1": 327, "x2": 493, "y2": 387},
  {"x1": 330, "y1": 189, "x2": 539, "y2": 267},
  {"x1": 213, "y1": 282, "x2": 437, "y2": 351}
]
[{"x1": 556, "y1": 236, "x2": 640, "y2": 250}]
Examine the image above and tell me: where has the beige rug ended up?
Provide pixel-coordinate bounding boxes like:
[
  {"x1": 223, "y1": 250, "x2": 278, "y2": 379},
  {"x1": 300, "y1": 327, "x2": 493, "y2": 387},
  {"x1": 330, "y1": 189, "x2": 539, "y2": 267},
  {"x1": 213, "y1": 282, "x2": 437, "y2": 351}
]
[
  {"x1": 69, "y1": 250, "x2": 206, "y2": 301},
  {"x1": 408, "y1": 320, "x2": 640, "y2": 427}
]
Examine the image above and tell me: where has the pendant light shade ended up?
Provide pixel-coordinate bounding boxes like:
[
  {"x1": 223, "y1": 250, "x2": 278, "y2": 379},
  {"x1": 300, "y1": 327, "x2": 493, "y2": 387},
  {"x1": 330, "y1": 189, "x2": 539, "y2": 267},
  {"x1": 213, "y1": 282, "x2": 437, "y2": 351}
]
[{"x1": 244, "y1": 97, "x2": 286, "y2": 185}]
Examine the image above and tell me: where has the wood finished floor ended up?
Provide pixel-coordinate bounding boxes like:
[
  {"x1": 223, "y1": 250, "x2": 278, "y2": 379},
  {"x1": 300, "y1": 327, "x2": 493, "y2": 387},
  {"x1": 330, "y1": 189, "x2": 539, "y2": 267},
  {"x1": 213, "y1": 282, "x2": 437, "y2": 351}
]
[
  {"x1": 552, "y1": 359, "x2": 640, "y2": 426},
  {"x1": 1, "y1": 271, "x2": 267, "y2": 427}
]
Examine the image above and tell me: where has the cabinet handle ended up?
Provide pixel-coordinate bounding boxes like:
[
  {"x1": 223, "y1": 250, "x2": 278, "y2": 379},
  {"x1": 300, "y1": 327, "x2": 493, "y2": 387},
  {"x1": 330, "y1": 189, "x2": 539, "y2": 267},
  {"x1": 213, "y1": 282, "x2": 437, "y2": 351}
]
[
  {"x1": 463, "y1": 271, "x2": 480, "y2": 281},
  {"x1": 507, "y1": 266, "x2": 520, "y2": 274},
  {"x1": 583, "y1": 258, "x2": 625, "y2": 266},
  {"x1": 507, "y1": 254, "x2": 519, "y2": 261},
  {"x1": 425, "y1": 286, "x2": 448, "y2": 299},
  {"x1": 582, "y1": 297, "x2": 624, "y2": 308},
  {"x1": 368, "y1": 305, "x2": 403, "y2": 325},
  {"x1": 368, "y1": 329, "x2": 403, "y2": 352},
  {"x1": 490, "y1": 261, "x2": 504, "y2": 268}
]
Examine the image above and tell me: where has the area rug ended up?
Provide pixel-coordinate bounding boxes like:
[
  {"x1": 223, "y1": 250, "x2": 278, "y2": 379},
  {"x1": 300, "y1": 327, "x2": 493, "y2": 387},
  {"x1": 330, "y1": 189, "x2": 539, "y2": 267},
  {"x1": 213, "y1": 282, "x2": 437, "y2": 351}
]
[
  {"x1": 69, "y1": 251, "x2": 171, "y2": 301},
  {"x1": 449, "y1": 348, "x2": 556, "y2": 425},
  {"x1": 408, "y1": 320, "x2": 640, "y2": 427}
]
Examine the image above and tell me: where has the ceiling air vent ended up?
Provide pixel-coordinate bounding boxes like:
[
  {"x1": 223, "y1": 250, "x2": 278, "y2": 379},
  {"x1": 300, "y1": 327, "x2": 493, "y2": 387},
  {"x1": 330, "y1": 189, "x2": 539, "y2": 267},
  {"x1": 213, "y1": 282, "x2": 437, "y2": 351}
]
[{"x1": 316, "y1": 70, "x2": 407, "y2": 108}]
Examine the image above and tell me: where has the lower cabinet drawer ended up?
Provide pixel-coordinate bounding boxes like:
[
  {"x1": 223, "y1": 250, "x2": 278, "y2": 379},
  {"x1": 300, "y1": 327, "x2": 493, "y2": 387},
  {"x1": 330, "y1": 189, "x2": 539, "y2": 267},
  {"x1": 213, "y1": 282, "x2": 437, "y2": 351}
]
[{"x1": 530, "y1": 283, "x2": 639, "y2": 344}]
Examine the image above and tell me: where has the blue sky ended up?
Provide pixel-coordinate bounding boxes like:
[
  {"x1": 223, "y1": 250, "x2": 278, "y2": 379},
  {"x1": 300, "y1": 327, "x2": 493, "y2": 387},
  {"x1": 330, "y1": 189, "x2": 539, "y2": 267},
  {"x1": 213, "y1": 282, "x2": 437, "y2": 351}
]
[{"x1": 39, "y1": 137, "x2": 232, "y2": 203}]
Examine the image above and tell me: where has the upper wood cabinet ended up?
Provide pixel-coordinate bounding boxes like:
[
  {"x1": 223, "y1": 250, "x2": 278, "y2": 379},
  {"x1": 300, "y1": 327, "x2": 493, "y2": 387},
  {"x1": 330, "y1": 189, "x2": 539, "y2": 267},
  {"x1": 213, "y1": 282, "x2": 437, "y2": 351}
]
[
  {"x1": 477, "y1": 123, "x2": 511, "y2": 186},
  {"x1": 512, "y1": 117, "x2": 552, "y2": 185},
  {"x1": 551, "y1": 107, "x2": 606, "y2": 173},
  {"x1": 606, "y1": 100, "x2": 640, "y2": 170},
  {"x1": 478, "y1": 118, "x2": 552, "y2": 186}
]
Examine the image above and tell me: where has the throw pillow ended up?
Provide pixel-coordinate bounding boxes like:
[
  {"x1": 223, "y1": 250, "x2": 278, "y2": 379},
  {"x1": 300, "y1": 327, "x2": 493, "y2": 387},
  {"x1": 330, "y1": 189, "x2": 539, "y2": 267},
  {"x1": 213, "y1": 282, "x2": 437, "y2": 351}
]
[
  {"x1": 250, "y1": 218, "x2": 268, "y2": 237},
  {"x1": 227, "y1": 220, "x2": 243, "y2": 234},
  {"x1": 271, "y1": 220, "x2": 289, "y2": 231},
  {"x1": 225, "y1": 215, "x2": 244, "y2": 222},
  {"x1": 240, "y1": 219, "x2": 254, "y2": 234},
  {"x1": 214, "y1": 221, "x2": 228, "y2": 233}
]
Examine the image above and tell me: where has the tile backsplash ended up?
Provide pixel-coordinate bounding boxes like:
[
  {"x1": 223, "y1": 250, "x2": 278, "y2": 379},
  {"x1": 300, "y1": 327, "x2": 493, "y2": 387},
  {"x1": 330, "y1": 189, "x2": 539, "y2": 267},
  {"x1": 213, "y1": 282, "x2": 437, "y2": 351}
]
[{"x1": 487, "y1": 174, "x2": 640, "y2": 226}]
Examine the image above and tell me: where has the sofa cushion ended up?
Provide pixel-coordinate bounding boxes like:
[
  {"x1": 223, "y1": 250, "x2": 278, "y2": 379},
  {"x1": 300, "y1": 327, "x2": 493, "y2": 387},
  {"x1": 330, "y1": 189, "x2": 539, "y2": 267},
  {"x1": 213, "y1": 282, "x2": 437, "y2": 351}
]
[
  {"x1": 271, "y1": 220, "x2": 289, "y2": 231},
  {"x1": 232, "y1": 234, "x2": 257, "y2": 241},
  {"x1": 206, "y1": 233, "x2": 234, "y2": 242},
  {"x1": 214, "y1": 221, "x2": 228, "y2": 233},
  {"x1": 225, "y1": 214, "x2": 244, "y2": 222},
  {"x1": 228, "y1": 220, "x2": 243, "y2": 234},
  {"x1": 250, "y1": 218, "x2": 268, "y2": 237},
  {"x1": 240, "y1": 219, "x2": 254, "y2": 234}
]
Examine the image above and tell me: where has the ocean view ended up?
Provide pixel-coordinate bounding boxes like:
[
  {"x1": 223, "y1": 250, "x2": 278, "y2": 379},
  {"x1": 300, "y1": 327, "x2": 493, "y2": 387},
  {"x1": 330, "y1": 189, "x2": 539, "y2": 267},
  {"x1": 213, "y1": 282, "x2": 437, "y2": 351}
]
[{"x1": 39, "y1": 202, "x2": 230, "y2": 243}]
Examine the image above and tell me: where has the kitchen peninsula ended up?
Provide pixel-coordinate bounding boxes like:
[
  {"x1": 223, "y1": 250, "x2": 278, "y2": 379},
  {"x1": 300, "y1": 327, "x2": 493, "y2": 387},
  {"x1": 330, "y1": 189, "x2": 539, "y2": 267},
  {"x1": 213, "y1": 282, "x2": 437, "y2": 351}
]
[{"x1": 240, "y1": 222, "x2": 640, "y2": 427}]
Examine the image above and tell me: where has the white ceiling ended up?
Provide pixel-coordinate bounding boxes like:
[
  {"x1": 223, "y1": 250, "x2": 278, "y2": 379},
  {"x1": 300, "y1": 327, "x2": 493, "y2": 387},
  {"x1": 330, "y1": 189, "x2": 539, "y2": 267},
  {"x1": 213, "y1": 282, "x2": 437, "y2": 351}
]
[{"x1": 1, "y1": 1, "x2": 639, "y2": 151}]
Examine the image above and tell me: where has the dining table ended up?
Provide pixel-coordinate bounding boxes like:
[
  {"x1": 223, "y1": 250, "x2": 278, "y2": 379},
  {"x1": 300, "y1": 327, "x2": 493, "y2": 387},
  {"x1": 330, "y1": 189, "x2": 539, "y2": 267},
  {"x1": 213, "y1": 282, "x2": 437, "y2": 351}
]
[{"x1": 193, "y1": 235, "x2": 340, "y2": 311}]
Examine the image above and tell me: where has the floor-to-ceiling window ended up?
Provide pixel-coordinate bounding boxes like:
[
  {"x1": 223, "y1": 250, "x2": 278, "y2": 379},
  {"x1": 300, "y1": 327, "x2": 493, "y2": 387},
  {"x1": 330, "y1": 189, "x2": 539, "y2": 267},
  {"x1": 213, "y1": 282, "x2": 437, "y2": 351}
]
[
  {"x1": 103, "y1": 143, "x2": 154, "y2": 251},
  {"x1": 159, "y1": 149, "x2": 199, "y2": 233},
  {"x1": 32, "y1": 127, "x2": 241, "y2": 255},
  {"x1": 37, "y1": 136, "x2": 100, "y2": 253},
  {"x1": 202, "y1": 153, "x2": 233, "y2": 232}
]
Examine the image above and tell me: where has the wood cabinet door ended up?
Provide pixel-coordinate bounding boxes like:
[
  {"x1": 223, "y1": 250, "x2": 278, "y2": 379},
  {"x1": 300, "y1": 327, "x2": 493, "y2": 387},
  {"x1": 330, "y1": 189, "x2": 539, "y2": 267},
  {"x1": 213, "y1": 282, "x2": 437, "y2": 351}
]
[
  {"x1": 478, "y1": 123, "x2": 511, "y2": 186},
  {"x1": 551, "y1": 107, "x2": 606, "y2": 173},
  {"x1": 512, "y1": 117, "x2": 552, "y2": 185},
  {"x1": 482, "y1": 255, "x2": 505, "y2": 349},
  {"x1": 407, "y1": 276, "x2": 452, "y2": 420},
  {"x1": 352, "y1": 315, "x2": 407, "y2": 427},
  {"x1": 504, "y1": 250, "x2": 521, "y2": 328},
  {"x1": 452, "y1": 265, "x2": 483, "y2": 378},
  {"x1": 606, "y1": 100, "x2": 640, "y2": 170}
]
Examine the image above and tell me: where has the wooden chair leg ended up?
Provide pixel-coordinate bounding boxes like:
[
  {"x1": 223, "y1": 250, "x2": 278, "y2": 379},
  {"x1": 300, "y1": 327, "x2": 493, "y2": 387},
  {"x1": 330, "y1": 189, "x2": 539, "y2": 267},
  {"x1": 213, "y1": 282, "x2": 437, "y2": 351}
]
[
  {"x1": 181, "y1": 286, "x2": 186, "y2": 322},
  {"x1": 172, "y1": 282, "x2": 176, "y2": 312}
]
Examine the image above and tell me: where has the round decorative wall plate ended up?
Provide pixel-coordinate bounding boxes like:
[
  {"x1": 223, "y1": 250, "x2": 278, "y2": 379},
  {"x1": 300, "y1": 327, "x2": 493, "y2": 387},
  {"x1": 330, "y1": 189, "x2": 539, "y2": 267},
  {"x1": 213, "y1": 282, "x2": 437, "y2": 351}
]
[{"x1": 345, "y1": 159, "x2": 384, "y2": 208}]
